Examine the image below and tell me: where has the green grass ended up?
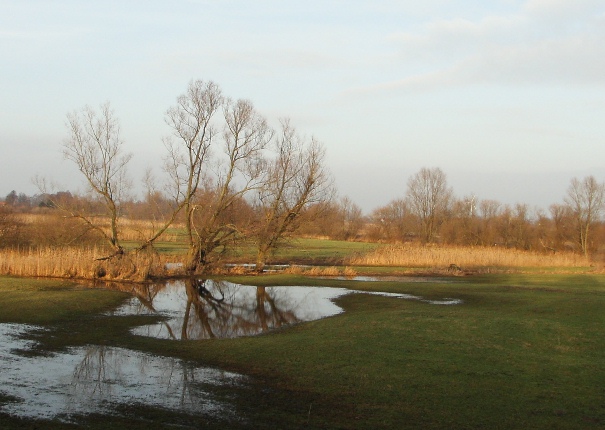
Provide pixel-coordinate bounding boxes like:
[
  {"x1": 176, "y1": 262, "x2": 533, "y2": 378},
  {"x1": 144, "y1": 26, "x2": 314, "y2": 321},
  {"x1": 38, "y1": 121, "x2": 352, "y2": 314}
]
[
  {"x1": 0, "y1": 277, "x2": 130, "y2": 325},
  {"x1": 122, "y1": 240, "x2": 189, "y2": 255},
  {"x1": 1, "y1": 274, "x2": 605, "y2": 428},
  {"x1": 224, "y1": 238, "x2": 380, "y2": 266},
  {"x1": 269, "y1": 238, "x2": 380, "y2": 263},
  {"x1": 125, "y1": 237, "x2": 382, "y2": 264}
]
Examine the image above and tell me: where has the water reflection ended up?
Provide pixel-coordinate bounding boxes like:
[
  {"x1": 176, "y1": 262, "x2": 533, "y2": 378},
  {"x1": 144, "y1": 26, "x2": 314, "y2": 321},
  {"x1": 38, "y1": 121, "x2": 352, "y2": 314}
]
[
  {"x1": 109, "y1": 280, "x2": 461, "y2": 341},
  {"x1": 0, "y1": 324, "x2": 244, "y2": 422},
  {"x1": 113, "y1": 280, "x2": 349, "y2": 340},
  {"x1": 325, "y1": 276, "x2": 454, "y2": 282}
]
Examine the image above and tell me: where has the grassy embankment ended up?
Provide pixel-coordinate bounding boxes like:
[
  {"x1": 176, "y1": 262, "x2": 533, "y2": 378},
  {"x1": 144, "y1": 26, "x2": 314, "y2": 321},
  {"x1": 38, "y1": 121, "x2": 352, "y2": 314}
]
[{"x1": 1, "y1": 271, "x2": 605, "y2": 429}]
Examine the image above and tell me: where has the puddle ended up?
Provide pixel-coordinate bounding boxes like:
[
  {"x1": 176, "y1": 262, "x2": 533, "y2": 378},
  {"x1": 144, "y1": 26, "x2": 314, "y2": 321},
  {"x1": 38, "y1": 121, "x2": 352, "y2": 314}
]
[
  {"x1": 111, "y1": 280, "x2": 350, "y2": 340},
  {"x1": 323, "y1": 276, "x2": 455, "y2": 282},
  {"x1": 108, "y1": 280, "x2": 461, "y2": 341},
  {"x1": 0, "y1": 323, "x2": 245, "y2": 423},
  {"x1": 363, "y1": 291, "x2": 462, "y2": 305},
  {"x1": 224, "y1": 263, "x2": 305, "y2": 272}
]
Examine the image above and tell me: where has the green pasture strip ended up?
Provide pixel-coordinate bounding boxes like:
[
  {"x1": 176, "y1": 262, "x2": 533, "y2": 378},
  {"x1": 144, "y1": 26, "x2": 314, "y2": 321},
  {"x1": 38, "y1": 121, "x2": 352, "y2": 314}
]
[
  {"x1": 227, "y1": 238, "x2": 381, "y2": 265},
  {"x1": 272, "y1": 238, "x2": 380, "y2": 260},
  {"x1": 0, "y1": 276, "x2": 129, "y2": 325},
  {"x1": 121, "y1": 240, "x2": 188, "y2": 254},
  {"x1": 120, "y1": 237, "x2": 380, "y2": 264}
]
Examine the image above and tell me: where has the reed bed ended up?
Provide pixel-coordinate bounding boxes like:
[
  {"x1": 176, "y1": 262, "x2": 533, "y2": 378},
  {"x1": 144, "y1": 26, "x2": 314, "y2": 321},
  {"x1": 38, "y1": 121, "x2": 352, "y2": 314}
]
[
  {"x1": 347, "y1": 244, "x2": 591, "y2": 269},
  {"x1": 282, "y1": 265, "x2": 358, "y2": 277},
  {"x1": 15, "y1": 214, "x2": 184, "y2": 243},
  {"x1": 118, "y1": 219, "x2": 184, "y2": 242},
  {"x1": 0, "y1": 246, "x2": 170, "y2": 281}
]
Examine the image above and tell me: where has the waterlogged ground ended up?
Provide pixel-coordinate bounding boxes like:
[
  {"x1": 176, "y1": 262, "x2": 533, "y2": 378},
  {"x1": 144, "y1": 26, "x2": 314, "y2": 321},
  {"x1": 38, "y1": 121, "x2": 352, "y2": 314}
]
[
  {"x1": 0, "y1": 279, "x2": 462, "y2": 424},
  {"x1": 0, "y1": 323, "x2": 245, "y2": 425}
]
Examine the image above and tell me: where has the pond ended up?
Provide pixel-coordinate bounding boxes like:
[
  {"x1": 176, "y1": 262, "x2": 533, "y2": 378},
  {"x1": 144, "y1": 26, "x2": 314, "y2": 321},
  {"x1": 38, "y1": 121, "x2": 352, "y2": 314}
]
[
  {"x1": 108, "y1": 280, "x2": 462, "y2": 341},
  {"x1": 0, "y1": 280, "x2": 461, "y2": 423}
]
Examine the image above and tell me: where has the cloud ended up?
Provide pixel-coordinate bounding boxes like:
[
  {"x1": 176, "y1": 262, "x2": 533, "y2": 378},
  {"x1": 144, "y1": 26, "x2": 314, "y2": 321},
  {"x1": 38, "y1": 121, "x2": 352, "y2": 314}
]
[
  {"x1": 216, "y1": 49, "x2": 349, "y2": 71},
  {"x1": 389, "y1": 14, "x2": 527, "y2": 62},
  {"x1": 524, "y1": 0, "x2": 603, "y2": 19},
  {"x1": 346, "y1": 0, "x2": 605, "y2": 97}
]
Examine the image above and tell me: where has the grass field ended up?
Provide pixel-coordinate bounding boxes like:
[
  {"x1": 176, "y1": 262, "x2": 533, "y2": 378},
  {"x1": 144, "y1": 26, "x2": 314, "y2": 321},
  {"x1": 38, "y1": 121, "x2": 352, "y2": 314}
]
[
  {"x1": 120, "y1": 236, "x2": 381, "y2": 263},
  {"x1": 1, "y1": 272, "x2": 604, "y2": 429}
]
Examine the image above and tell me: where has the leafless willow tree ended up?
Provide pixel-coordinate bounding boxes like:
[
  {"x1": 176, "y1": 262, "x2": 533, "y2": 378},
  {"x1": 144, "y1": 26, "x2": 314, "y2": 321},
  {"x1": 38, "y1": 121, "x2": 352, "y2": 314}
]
[
  {"x1": 564, "y1": 175, "x2": 605, "y2": 256},
  {"x1": 163, "y1": 80, "x2": 223, "y2": 273},
  {"x1": 254, "y1": 119, "x2": 333, "y2": 271},
  {"x1": 61, "y1": 102, "x2": 132, "y2": 255},
  {"x1": 164, "y1": 81, "x2": 273, "y2": 273},
  {"x1": 189, "y1": 97, "x2": 273, "y2": 270},
  {"x1": 405, "y1": 167, "x2": 452, "y2": 243}
]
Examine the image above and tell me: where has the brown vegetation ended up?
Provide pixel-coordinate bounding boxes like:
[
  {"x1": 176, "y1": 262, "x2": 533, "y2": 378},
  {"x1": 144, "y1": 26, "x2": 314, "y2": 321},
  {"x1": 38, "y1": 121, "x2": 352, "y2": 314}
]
[
  {"x1": 0, "y1": 246, "x2": 170, "y2": 281},
  {"x1": 347, "y1": 243, "x2": 591, "y2": 270},
  {"x1": 3, "y1": 165, "x2": 605, "y2": 280}
]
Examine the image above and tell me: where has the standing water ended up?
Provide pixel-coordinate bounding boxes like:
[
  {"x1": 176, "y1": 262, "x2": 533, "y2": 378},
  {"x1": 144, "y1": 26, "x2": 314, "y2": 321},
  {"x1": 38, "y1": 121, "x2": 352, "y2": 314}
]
[
  {"x1": 0, "y1": 280, "x2": 461, "y2": 423},
  {"x1": 0, "y1": 323, "x2": 245, "y2": 423}
]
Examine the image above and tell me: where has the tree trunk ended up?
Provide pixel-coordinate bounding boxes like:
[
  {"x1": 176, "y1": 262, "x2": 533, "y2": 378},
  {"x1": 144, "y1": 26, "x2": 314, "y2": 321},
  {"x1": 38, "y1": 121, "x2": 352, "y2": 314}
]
[
  {"x1": 255, "y1": 244, "x2": 269, "y2": 272},
  {"x1": 185, "y1": 241, "x2": 201, "y2": 274}
]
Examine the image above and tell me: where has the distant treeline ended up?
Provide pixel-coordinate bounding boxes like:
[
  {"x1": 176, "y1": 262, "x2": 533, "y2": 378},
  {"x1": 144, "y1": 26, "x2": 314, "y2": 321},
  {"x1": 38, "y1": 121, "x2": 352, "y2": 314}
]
[{"x1": 3, "y1": 169, "x2": 605, "y2": 259}]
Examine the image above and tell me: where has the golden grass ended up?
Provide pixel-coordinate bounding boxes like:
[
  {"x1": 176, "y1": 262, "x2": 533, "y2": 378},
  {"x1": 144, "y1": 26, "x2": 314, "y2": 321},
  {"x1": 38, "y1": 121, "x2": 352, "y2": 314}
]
[
  {"x1": 15, "y1": 213, "x2": 184, "y2": 243},
  {"x1": 0, "y1": 246, "x2": 170, "y2": 282},
  {"x1": 288, "y1": 265, "x2": 358, "y2": 277},
  {"x1": 347, "y1": 244, "x2": 591, "y2": 270},
  {"x1": 118, "y1": 219, "x2": 184, "y2": 242}
]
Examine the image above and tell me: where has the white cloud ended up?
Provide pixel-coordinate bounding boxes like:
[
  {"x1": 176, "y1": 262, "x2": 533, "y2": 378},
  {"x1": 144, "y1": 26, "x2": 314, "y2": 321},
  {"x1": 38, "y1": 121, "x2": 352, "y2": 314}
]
[
  {"x1": 390, "y1": 14, "x2": 526, "y2": 59},
  {"x1": 349, "y1": 0, "x2": 605, "y2": 96},
  {"x1": 524, "y1": 0, "x2": 603, "y2": 19}
]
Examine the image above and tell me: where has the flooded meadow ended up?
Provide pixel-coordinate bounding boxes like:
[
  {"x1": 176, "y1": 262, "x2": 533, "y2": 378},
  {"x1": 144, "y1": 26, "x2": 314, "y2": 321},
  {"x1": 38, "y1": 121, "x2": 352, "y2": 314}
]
[{"x1": 0, "y1": 278, "x2": 462, "y2": 424}]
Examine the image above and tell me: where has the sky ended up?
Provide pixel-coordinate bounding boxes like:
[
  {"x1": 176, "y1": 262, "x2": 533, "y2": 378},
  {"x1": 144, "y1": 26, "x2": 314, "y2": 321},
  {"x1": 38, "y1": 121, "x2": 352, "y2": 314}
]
[{"x1": 2, "y1": 0, "x2": 605, "y2": 214}]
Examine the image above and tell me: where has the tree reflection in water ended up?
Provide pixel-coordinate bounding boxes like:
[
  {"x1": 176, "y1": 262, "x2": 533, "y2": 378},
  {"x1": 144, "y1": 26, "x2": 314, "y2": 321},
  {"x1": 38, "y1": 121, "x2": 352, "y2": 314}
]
[
  {"x1": 118, "y1": 280, "x2": 348, "y2": 340},
  {"x1": 69, "y1": 345, "x2": 236, "y2": 415},
  {"x1": 0, "y1": 324, "x2": 244, "y2": 421},
  {"x1": 114, "y1": 280, "x2": 461, "y2": 341}
]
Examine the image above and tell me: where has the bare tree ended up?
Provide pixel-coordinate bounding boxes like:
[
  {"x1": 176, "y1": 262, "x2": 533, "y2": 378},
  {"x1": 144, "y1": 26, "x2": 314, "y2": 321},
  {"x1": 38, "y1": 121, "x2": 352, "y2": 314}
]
[
  {"x1": 477, "y1": 199, "x2": 502, "y2": 246},
  {"x1": 164, "y1": 81, "x2": 275, "y2": 273},
  {"x1": 564, "y1": 175, "x2": 605, "y2": 256},
  {"x1": 254, "y1": 119, "x2": 333, "y2": 271},
  {"x1": 163, "y1": 80, "x2": 223, "y2": 273},
  {"x1": 369, "y1": 199, "x2": 411, "y2": 242},
  {"x1": 189, "y1": 97, "x2": 273, "y2": 270},
  {"x1": 338, "y1": 196, "x2": 365, "y2": 240},
  {"x1": 405, "y1": 167, "x2": 452, "y2": 243},
  {"x1": 549, "y1": 203, "x2": 574, "y2": 250},
  {"x1": 444, "y1": 194, "x2": 479, "y2": 246},
  {"x1": 62, "y1": 102, "x2": 132, "y2": 254}
]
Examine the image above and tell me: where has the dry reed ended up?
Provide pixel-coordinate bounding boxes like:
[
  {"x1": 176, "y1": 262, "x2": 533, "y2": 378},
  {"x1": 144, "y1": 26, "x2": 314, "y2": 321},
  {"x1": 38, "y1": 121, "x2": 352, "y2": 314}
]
[
  {"x1": 347, "y1": 244, "x2": 591, "y2": 269},
  {"x1": 117, "y1": 219, "x2": 184, "y2": 242},
  {"x1": 0, "y1": 246, "x2": 170, "y2": 281},
  {"x1": 342, "y1": 266, "x2": 358, "y2": 278},
  {"x1": 16, "y1": 214, "x2": 184, "y2": 243},
  {"x1": 282, "y1": 265, "x2": 305, "y2": 275},
  {"x1": 302, "y1": 266, "x2": 345, "y2": 276}
]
